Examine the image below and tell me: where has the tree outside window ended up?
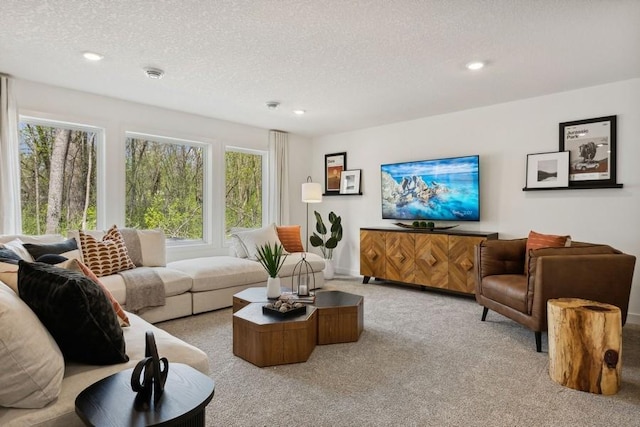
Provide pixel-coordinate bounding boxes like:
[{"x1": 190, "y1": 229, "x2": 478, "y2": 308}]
[
  {"x1": 125, "y1": 135, "x2": 204, "y2": 241},
  {"x1": 225, "y1": 149, "x2": 264, "y2": 235},
  {"x1": 19, "y1": 120, "x2": 98, "y2": 235}
]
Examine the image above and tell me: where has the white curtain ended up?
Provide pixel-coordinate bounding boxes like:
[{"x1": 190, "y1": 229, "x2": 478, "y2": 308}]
[
  {"x1": 0, "y1": 75, "x2": 20, "y2": 234},
  {"x1": 268, "y1": 130, "x2": 289, "y2": 225}
]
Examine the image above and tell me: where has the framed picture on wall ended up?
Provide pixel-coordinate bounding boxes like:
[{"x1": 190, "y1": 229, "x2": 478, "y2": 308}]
[
  {"x1": 559, "y1": 115, "x2": 618, "y2": 188},
  {"x1": 525, "y1": 151, "x2": 569, "y2": 189},
  {"x1": 340, "y1": 169, "x2": 361, "y2": 194},
  {"x1": 324, "y1": 152, "x2": 346, "y2": 194}
]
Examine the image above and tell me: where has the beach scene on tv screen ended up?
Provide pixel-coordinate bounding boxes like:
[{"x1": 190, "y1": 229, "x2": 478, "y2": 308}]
[{"x1": 381, "y1": 156, "x2": 479, "y2": 221}]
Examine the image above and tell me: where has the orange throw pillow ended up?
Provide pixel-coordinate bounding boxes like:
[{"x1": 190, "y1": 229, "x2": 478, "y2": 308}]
[
  {"x1": 525, "y1": 230, "x2": 570, "y2": 274},
  {"x1": 276, "y1": 225, "x2": 305, "y2": 253}
]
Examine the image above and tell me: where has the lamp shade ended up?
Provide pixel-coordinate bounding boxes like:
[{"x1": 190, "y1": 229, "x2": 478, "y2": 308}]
[{"x1": 301, "y1": 182, "x2": 322, "y2": 203}]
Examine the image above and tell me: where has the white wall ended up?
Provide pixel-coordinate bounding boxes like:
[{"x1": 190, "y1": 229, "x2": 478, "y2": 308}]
[
  {"x1": 13, "y1": 79, "x2": 313, "y2": 260},
  {"x1": 312, "y1": 78, "x2": 640, "y2": 324}
]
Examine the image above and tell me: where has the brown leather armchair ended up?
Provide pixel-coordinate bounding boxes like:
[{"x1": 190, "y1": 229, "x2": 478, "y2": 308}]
[{"x1": 474, "y1": 238, "x2": 636, "y2": 352}]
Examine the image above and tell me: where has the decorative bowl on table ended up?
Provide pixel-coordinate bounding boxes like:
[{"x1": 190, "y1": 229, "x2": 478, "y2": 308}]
[{"x1": 262, "y1": 300, "x2": 307, "y2": 318}]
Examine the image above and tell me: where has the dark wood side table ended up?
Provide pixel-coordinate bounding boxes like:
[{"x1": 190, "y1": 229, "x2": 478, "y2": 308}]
[
  {"x1": 75, "y1": 363, "x2": 215, "y2": 426},
  {"x1": 314, "y1": 290, "x2": 364, "y2": 345}
]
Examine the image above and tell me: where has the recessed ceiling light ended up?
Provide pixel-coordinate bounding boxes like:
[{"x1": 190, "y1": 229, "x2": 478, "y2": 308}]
[
  {"x1": 466, "y1": 61, "x2": 485, "y2": 71},
  {"x1": 83, "y1": 51, "x2": 103, "y2": 61},
  {"x1": 293, "y1": 110, "x2": 306, "y2": 115},
  {"x1": 144, "y1": 67, "x2": 165, "y2": 79},
  {"x1": 266, "y1": 101, "x2": 280, "y2": 110}
]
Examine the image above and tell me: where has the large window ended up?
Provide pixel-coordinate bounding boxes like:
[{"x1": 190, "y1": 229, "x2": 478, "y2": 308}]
[
  {"x1": 225, "y1": 148, "x2": 266, "y2": 235},
  {"x1": 19, "y1": 118, "x2": 99, "y2": 235},
  {"x1": 125, "y1": 134, "x2": 205, "y2": 241}
]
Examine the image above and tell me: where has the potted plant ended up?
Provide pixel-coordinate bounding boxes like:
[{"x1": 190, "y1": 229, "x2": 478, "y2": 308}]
[
  {"x1": 310, "y1": 211, "x2": 343, "y2": 279},
  {"x1": 255, "y1": 242, "x2": 288, "y2": 298}
]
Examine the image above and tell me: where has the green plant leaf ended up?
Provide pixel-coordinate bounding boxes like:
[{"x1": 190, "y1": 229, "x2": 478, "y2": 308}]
[
  {"x1": 314, "y1": 211, "x2": 327, "y2": 235},
  {"x1": 325, "y1": 237, "x2": 338, "y2": 249},
  {"x1": 328, "y1": 211, "x2": 337, "y2": 223},
  {"x1": 309, "y1": 234, "x2": 323, "y2": 247}
]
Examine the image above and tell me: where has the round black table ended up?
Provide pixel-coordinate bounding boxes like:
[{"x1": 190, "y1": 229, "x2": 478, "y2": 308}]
[{"x1": 75, "y1": 363, "x2": 215, "y2": 426}]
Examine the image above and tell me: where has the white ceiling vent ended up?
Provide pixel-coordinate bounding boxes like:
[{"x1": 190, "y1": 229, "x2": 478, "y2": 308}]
[{"x1": 144, "y1": 67, "x2": 164, "y2": 79}]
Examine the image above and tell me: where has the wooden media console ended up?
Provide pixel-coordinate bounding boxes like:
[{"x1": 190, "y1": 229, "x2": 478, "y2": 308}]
[{"x1": 360, "y1": 227, "x2": 498, "y2": 294}]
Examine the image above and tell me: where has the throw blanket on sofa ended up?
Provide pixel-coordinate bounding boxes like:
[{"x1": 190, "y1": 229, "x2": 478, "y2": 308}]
[{"x1": 118, "y1": 267, "x2": 165, "y2": 313}]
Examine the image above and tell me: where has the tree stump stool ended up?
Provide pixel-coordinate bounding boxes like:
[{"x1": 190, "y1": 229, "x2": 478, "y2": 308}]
[{"x1": 547, "y1": 298, "x2": 622, "y2": 395}]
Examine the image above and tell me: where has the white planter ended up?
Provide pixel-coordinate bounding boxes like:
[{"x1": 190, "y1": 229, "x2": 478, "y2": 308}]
[
  {"x1": 266, "y1": 276, "x2": 281, "y2": 299},
  {"x1": 324, "y1": 258, "x2": 335, "y2": 280}
]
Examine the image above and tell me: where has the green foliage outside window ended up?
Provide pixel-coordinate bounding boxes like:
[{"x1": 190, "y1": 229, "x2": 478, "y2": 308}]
[
  {"x1": 225, "y1": 150, "x2": 263, "y2": 235},
  {"x1": 125, "y1": 137, "x2": 204, "y2": 240},
  {"x1": 19, "y1": 123, "x2": 97, "y2": 235}
]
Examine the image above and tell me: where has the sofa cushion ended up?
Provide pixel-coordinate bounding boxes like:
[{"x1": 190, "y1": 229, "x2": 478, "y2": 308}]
[
  {"x1": 119, "y1": 228, "x2": 167, "y2": 267},
  {"x1": 60, "y1": 259, "x2": 131, "y2": 327},
  {"x1": 78, "y1": 225, "x2": 136, "y2": 277},
  {"x1": 23, "y1": 238, "x2": 79, "y2": 262},
  {"x1": 232, "y1": 223, "x2": 282, "y2": 260},
  {"x1": 277, "y1": 225, "x2": 305, "y2": 253},
  {"x1": 0, "y1": 260, "x2": 19, "y2": 293},
  {"x1": 0, "y1": 282, "x2": 64, "y2": 409},
  {"x1": 0, "y1": 247, "x2": 22, "y2": 261},
  {"x1": 18, "y1": 261, "x2": 129, "y2": 365},
  {"x1": 1, "y1": 238, "x2": 34, "y2": 261},
  {"x1": 169, "y1": 256, "x2": 266, "y2": 292}
]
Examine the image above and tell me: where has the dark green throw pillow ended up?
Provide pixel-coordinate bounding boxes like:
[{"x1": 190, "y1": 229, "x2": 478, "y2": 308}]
[{"x1": 18, "y1": 261, "x2": 128, "y2": 365}]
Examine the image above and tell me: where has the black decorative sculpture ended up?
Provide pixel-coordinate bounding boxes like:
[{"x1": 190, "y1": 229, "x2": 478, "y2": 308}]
[{"x1": 131, "y1": 331, "x2": 169, "y2": 410}]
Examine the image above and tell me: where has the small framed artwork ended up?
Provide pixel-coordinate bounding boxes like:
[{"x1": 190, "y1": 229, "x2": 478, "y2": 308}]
[
  {"x1": 525, "y1": 151, "x2": 569, "y2": 189},
  {"x1": 340, "y1": 169, "x2": 361, "y2": 194},
  {"x1": 325, "y1": 152, "x2": 346, "y2": 194},
  {"x1": 559, "y1": 115, "x2": 617, "y2": 188}
]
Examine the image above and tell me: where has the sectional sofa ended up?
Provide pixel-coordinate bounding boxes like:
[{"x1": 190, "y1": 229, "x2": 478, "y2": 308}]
[
  {"x1": 0, "y1": 225, "x2": 325, "y2": 426},
  {"x1": 0, "y1": 227, "x2": 326, "y2": 323}
]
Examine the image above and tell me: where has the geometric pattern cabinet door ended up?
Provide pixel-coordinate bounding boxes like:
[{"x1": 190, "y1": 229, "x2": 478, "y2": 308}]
[
  {"x1": 448, "y1": 235, "x2": 486, "y2": 293},
  {"x1": 360, "y1": 230, "x2": 386, "y2": 280},
  {"x1": 385, "y1": 232, "x2": 415, "y2": 283},
  {"x1": 414, "y1": 233, "x2": 449, "y2": 288}
]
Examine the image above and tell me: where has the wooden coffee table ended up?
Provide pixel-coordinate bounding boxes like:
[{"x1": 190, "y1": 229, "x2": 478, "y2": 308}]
[
  {"x1": 314, "y1": 290, "x2": 364, "y2": 345},
  {"x1": 233, "y1": 288, "x2": 364, "y2": 366},
  {"x1": 233, "y1": 303, "x2": 317, "y2": 367}
]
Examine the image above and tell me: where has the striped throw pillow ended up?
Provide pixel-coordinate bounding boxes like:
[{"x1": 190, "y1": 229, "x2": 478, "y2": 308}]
[
  {"x1": 78, "y1": 225, "x2": 135, "y2": 277},
  {"x1": 276, "y1": 225, "x2": 305, "y2": 253}
]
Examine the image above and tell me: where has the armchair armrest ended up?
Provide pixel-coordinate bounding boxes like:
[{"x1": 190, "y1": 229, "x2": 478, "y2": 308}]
[{"x1": 529, "y1": 253, "x2": 636, "y2": 327}]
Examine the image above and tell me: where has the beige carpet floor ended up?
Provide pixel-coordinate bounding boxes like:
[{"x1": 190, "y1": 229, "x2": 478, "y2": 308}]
[{"x1": 159, "y1": 277, "x2": 640, "y2": 427}]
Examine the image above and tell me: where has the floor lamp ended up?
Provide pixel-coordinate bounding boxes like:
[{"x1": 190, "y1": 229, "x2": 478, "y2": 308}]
[{"x1": 301, "y1": 176, "x2": 322, "y2": 252}]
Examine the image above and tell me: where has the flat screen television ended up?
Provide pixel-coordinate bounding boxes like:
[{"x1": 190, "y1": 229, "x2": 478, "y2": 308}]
[{"x1": 381, "y1": 155, "x2": 480, "y2": 221}]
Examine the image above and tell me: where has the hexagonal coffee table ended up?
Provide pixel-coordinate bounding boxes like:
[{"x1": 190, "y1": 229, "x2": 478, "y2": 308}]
[
  {"x1": 232, "y1": 303, "x2": 317, "y2": 367},
  {"x1": 314, "y1": 290, "x2": 364, "y2": 345},
  {"x1": 233, "y1": 288, "x2": 364, "y2": 350}
]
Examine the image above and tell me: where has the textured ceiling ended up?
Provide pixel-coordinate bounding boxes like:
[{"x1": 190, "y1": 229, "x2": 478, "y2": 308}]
[{"x1": 1, "y1": 0, "x2": 639, "y2": 137}]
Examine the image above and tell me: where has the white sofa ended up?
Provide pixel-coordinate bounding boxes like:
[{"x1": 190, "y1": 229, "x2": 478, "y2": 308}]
[
  {"x1": 0, "y1": 311, "x2": 209, "y2": 427},
  {"x1": 0, "y1": 232, "x2": 325, "y2": 323},
  {"x1": 0, "y1": 230, "x2": 325, "y2": 426}
]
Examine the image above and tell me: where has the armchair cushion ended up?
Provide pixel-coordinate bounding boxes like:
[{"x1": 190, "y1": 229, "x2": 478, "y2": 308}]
[{"x1": 481, "y1": 274, "x2": 528, "y2": 313}]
